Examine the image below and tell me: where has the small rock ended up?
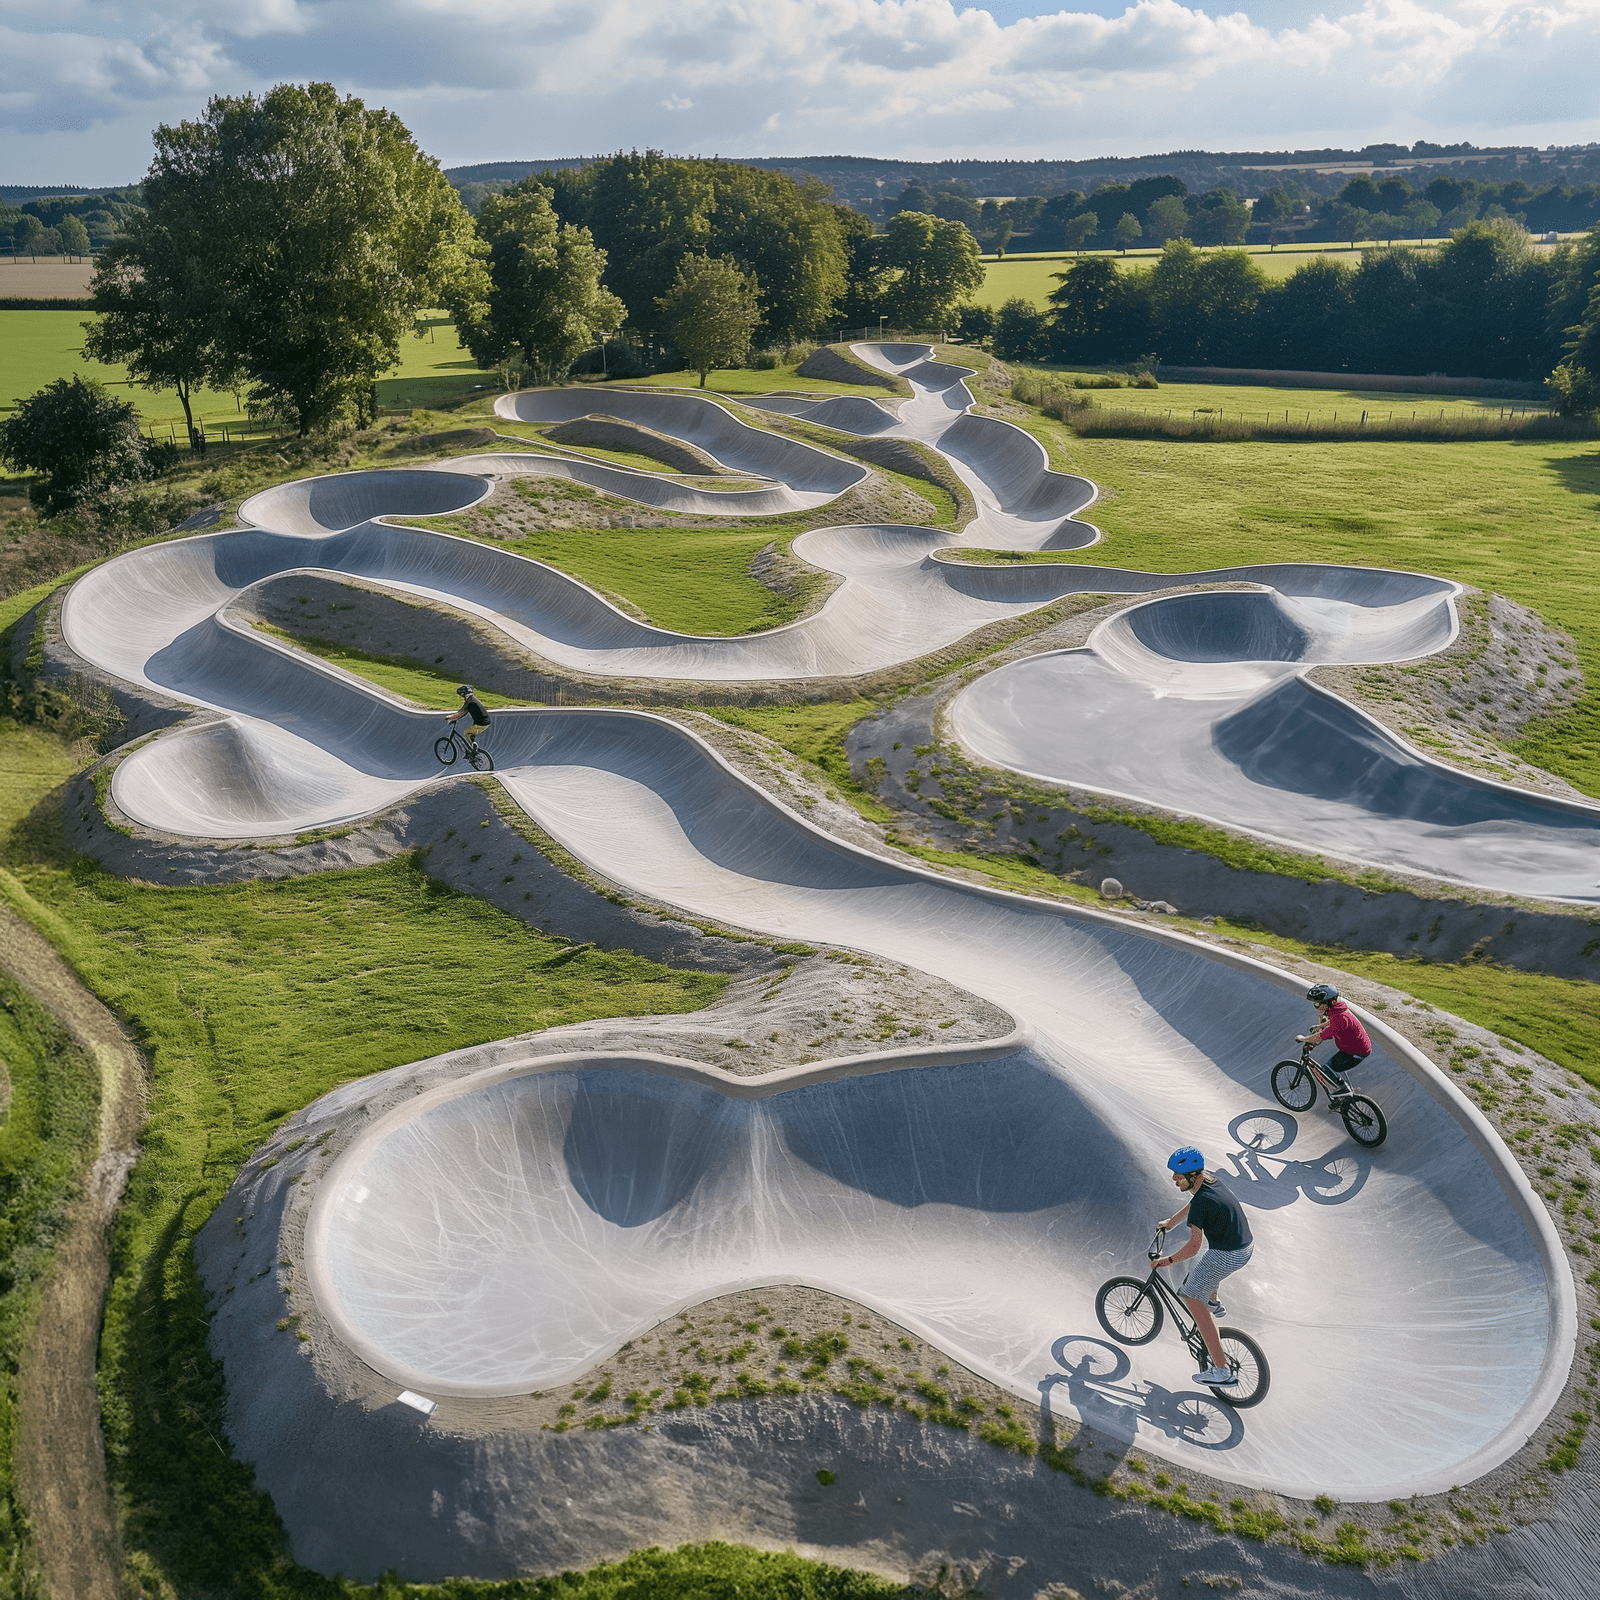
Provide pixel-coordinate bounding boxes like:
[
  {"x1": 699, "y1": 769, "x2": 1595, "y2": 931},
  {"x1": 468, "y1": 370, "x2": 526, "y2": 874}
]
[
  {"x1": 1146, "y1": 900, "x2": 1178, "y2": 915},
  {"x1": 1198, "y1": 915, "x2": 1217, "y2": 926},
  {"x1": 1099, "y1": 877, "x2": 1123, "y2": 900}
]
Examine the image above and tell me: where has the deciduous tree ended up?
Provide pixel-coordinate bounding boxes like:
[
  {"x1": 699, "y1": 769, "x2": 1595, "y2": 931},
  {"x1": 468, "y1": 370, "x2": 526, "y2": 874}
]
[
  {"x1": 85, "y1": 203, "x2": 238, "y2": 444},
  {"x1": 1113, "y1": 213, "x2": 1143, "y2": 253},
  {"x1": 1062, "y1": 213, "x2": 1098, "y2": 254},
  {"x1": 0, "y1": 377, "x2": 172, "y2": 513},
  {"x1": 459, "y1": 180, "x2": 623, "y2": 383},
  {"x1": 873, "y1": 211, "x2": 985, "y2": 329},
  {"x1": 1144, "y1": 195, "x2": 1188, "y2": 244},
  {"x1": 135, "y1": 82, "x2": 487, "y2": 434},
  {"x1": 656, "y1": 255, "x2": 762, "y2": 386},
  {"x1": 57, "y1": 215, "x2": 90, "y2": 260}
]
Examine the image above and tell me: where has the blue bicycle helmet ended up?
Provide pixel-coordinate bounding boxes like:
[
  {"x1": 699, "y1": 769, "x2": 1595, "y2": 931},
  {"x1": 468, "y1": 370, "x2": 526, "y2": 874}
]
[
  {"x1": 1167, "y1": 1146, "x2": 1205, "y2": 1174},
  {"x1": 1307, "y1": 983, "x2": 1339, "y2": 1005}
]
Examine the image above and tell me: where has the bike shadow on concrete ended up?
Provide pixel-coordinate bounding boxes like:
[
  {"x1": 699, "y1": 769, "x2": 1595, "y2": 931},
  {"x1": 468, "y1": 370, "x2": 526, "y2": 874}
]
[
  {"x1": 1223, "y1": 1109, "x2": 1372, "y2": 1209},
  {"x1": 1041, "y1": 1333, "x2": 1247, "y2": 1456}
]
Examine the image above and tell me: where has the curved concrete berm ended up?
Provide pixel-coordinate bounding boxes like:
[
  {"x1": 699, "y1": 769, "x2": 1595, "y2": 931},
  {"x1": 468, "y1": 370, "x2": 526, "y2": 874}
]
[
  {"x1": 57, "y1": 349, "x2": 1582, "y2": 1502},
  {"x1": 297, "y1": 711, "x2": 1573, "y2": 1500},
  {"x1": 948, "y1": 577, "x2": 1600, "y2": 901}
]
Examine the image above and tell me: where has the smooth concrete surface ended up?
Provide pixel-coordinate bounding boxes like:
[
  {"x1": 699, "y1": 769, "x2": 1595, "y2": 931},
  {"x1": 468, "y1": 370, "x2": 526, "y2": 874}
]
[
  {"x1": 296, "y1": 709, "x2": 1573, "y2": 1499},
  {"x1": 57, "y1": 351, "x2": 1582, "y2": 1499},
  {"x1": 949, "y1": 582, "x2": 1600, "y2": 902}
]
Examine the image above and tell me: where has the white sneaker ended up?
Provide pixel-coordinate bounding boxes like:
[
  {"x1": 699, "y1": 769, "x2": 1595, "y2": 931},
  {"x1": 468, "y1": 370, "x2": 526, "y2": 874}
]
[{"x1": 1194, "y1": 1365, "x2": 1236, "y2": 1386}]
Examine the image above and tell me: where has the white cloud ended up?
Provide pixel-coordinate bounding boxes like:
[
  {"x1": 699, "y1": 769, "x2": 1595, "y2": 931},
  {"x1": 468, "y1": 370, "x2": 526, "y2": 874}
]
[{"x1": 2, "y1": 0, "x2": 1599, "y2": 183}]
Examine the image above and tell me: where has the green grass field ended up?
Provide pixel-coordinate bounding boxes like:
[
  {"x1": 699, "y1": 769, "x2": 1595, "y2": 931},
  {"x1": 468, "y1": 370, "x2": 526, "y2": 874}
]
[
  {"x1": 976, "y1": 241, "x2": 1449, "y2": 309},
  {"x1": 0, "y1": 710, "x2": 728, "y2": 1596},
  {"x1": 0, "y1": 310, "x2": 496, "y2": 442},
  {"x1": 1007, "y1": 363, "x2": 1544, "y2": 422}
]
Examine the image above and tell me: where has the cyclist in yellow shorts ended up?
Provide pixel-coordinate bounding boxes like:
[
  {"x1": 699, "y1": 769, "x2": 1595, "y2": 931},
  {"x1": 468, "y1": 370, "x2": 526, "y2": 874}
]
[{"x1": 445, "y1": 684, "x2": 491, "y2": 748}]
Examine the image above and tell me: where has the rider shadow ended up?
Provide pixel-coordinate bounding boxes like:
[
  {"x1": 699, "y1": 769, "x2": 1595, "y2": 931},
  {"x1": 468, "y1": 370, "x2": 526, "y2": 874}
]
[
  {"x1": 1038, "y1": 1333, "x2": 1244, "y2": 1456},
  {"x1": 1223, "y1": 1110, "x2": 1369, "y2": 1209}
]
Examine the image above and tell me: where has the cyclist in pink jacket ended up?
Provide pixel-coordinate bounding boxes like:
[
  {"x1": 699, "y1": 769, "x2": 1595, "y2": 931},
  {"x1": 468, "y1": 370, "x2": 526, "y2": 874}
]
[{"x1": 1295, "y1": 983, "x2": 1371, "y2": 1092}]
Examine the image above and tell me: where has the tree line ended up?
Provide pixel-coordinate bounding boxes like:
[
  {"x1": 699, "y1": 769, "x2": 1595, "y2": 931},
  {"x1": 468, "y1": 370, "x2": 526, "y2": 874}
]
[
  {"x1": 24, "y1": 88, "x2": 987, "y2": 452},
  {"x1": 983, "y1": 221, "x2": 1600, "y2": 406},
  {"x1": 3, "y1": 191, "x2": 142, "y2": 259}
]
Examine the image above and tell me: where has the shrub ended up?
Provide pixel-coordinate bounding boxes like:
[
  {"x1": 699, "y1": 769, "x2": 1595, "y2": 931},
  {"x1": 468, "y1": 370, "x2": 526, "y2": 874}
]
[
  {"x1": 952, "y1": 303, "x2": 995, "y2": 344},
  {"x1": 992, "y1": 297, "x2": 1049, "y2": 361},
  {"x1": 0, "y1": 377, "x2": 174, "y2": 514}
]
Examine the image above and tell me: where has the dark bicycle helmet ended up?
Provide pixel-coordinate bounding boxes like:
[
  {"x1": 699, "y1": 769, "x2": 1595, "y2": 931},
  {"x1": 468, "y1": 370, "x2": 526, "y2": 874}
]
[
  {"x1": 457, "y1": 684, "x2": 474, "y2": 698},
  {"x1": 1167, "y1": 1146, "x2": 1205, "y2": 1174},
  {"x1": 1307, "y1": 983, "x2": 1340, "y2": 1005}
]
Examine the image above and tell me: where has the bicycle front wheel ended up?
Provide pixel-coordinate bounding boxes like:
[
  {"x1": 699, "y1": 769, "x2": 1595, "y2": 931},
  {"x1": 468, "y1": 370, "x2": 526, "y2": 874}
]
[
  {"x1": 1096, "y1": 1277, "x2": 1163, "y2": 1345},
  {"x1": 1211, "y1": 1328, "x2": 1270, "y2": 1408},
  {"x1": 1271, "y1": 1059, "x2": 1317, "y2": 1112},
  {"x1": 1341, "y1": 1094, "x2": 1388, "y2": 1149},
  {"x1": 434, "y1": 735, "x2": 459, "y2": 767}
]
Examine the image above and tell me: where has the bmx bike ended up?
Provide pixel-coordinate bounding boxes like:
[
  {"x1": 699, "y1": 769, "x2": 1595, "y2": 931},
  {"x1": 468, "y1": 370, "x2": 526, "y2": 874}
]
[
  {"x1": 434, "y1": 722, "x2": 494, "y2": 773},
  {"x1": 1270, "y1": 1042, "x2": 1387, "y2": 1148},
  {"x1": 1095, "y1": 1228, "x2": 1271, "y2": 1409}
]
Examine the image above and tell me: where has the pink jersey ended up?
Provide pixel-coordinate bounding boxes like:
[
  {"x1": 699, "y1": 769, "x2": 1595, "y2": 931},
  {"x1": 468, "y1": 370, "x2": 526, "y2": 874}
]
[{"x1": 1315, "y1": 1000, "x2": 1371, "y2": 1055}]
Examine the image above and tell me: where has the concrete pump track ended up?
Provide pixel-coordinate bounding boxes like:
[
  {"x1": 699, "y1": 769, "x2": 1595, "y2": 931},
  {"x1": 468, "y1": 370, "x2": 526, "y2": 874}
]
[{"x1": 61, "y1": 347, "x2": 1580, "y2": 1509}]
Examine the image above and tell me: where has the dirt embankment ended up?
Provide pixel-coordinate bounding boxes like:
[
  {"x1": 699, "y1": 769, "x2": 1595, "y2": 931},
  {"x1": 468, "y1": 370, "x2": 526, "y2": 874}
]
[
  {"x1": 796, "y1": 345, "x2": 912, "y2": 397},
  {"x1": 1, "y1": 907, "x2": 145, "y2": 1600},
  {"x1": 1313, "y1": 589, "x2": 1585, "y2": 797},
  {"x1": 543, "y1": 416, "x2": 729, "y2": 475}
]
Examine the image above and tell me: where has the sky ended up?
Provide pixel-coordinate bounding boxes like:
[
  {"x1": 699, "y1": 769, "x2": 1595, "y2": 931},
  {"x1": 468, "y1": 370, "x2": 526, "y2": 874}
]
[{"x1": 3, "y1": 0, "x2": 1599, "y2": 186}]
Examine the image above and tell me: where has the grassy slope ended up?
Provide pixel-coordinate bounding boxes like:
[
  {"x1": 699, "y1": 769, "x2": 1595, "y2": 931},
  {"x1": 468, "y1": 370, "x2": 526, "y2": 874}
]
[
  {"x1": 617, "y1": 364, "x2": 867, "y2": 395},
  {"x1": 0, "y1": 969, "x2": 100, "y2": 1582},
  {"x1": 0, "y1": 718, "x2": 728, "y2": 1596},
  {"x1": 513, "y1": 520, "x2": 817, "y2": 635}
]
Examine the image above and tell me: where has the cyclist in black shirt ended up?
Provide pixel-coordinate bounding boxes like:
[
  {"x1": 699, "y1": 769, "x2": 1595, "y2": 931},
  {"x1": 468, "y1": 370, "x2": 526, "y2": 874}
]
[
  {"x1": 1154, "y1": 1146, "x2": 1255, "y2": 1386},
  {"x1": 445, "y1": 684, "x2": 491, "y2": 750}
]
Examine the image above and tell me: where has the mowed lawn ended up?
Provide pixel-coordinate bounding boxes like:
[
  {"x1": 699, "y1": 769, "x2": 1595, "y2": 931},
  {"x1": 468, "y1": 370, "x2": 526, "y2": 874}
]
[
  {"x1": 976, "y1": 240, "x2": 1459, "y2": 309},
  {"x1": 1014, "y1": 412, "x2": 1600, "y2": 792},
  {"x1": 1006, "y1": 362, "x2": 1543, "y2": 422},
  {"x1": 0, "y1": 309, "x2": 496, "y2": 439}
]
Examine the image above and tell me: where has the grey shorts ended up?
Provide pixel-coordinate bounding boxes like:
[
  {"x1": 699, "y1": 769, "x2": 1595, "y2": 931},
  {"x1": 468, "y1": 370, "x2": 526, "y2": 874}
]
[{"x1": 1181, "y1": 1245, "x2": 1253, "y2": 1305}]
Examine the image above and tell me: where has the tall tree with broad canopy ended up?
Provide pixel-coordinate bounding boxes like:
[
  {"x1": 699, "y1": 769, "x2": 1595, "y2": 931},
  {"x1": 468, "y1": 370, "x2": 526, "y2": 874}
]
[
  {"x1": 459, "y1": 180, "x2": 623, "y2": 383},
  {"x1": 656, "y1": 255, "x2": 763, "y2": 386},
  {"x1": 561, "y1": 152, "x2": 846, "y2": 346},
  {"x1": 873, "y1": 211, "x2": 985, "y2": 330},
  {"x1": 85, "y1": 203, "x2": 240, "y2": 444},
  {"x1": 1546, "y1": 221, "x2": 1600, "y2": 414},
  {"x1": 131, "y1": 82, "x2": 487, "y2": 434}
]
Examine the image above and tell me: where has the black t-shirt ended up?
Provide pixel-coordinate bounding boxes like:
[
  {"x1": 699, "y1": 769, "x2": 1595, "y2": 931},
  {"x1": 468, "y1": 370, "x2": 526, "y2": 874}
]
[
  {"x1": 1186, "y1": 1176, "x2": 1252, "y2": 1253},
  {"x1": 462, "y1": 694, "x2": 490, "y2": 726}
]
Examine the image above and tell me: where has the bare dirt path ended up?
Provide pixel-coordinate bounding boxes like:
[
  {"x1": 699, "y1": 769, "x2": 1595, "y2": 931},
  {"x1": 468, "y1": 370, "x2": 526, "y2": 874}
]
[{"x1": 1, "y1": 904, "x2": 145, "y2": 1600}]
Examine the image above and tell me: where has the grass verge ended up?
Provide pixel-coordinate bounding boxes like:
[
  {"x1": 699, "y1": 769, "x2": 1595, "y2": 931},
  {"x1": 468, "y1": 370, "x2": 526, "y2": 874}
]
[
  {"x1": 248, "y1": 622, "x2": 527, "y2": 710},
  {"x1": 0, "y1": 716, "x2": 728, "y2": 1597},
  {"x1": 0, "y1": 969, "x2": 100, "y2": 1591}
]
